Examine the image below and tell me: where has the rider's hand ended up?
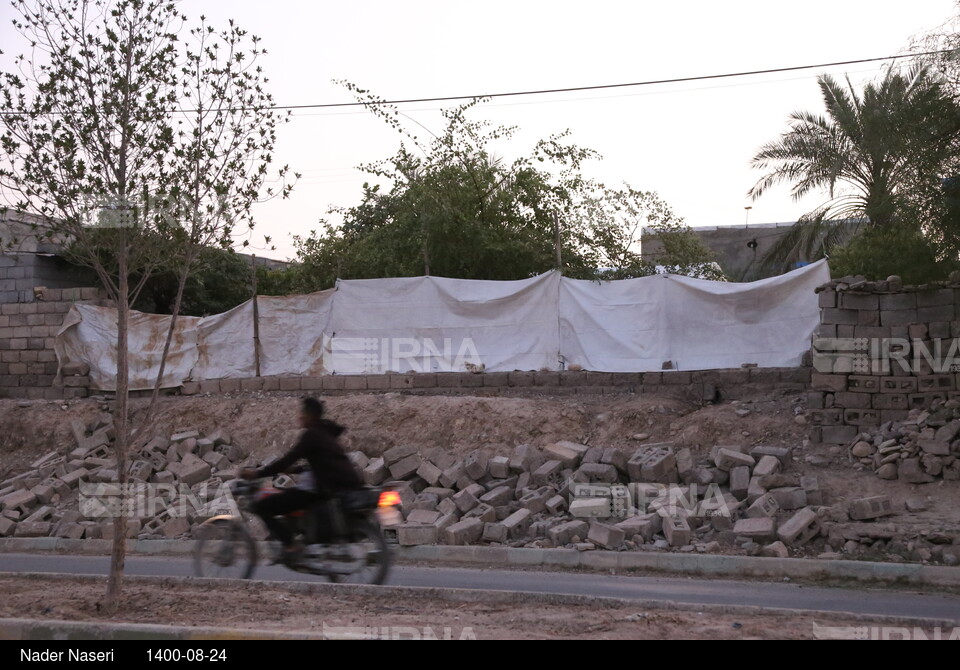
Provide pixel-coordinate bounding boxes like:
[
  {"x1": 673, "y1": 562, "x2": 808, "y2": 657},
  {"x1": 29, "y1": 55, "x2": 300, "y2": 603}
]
[{"x1": 239, "y1": 468, "x2": 259, "y2": 481}]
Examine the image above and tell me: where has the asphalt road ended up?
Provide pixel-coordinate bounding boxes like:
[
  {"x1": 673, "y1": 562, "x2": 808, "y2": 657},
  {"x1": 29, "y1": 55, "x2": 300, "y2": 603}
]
[{"x1": 1, "y1": 552, "x2": 958, "y2": 622}]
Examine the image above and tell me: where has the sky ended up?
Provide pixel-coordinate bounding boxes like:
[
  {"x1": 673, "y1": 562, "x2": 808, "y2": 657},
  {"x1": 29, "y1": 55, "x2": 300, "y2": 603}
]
[{"x1": 2, "y1": 0, "x2": 958, "y2": 261}]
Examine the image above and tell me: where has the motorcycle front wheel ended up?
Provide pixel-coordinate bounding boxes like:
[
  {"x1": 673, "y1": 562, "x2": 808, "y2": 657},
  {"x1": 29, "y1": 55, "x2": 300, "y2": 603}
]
[{"x1": 193, "y1": 517, "x2": 258, "y2": 580}]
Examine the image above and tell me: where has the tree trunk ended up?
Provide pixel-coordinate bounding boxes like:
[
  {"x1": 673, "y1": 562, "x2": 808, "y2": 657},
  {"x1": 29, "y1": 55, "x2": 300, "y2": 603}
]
[
  {"x1": 142, "y1": 263, "x2": 190, "y2": 425},
  {"x1": 103, "y1": 248, "x2": 130, "y2": 614}
]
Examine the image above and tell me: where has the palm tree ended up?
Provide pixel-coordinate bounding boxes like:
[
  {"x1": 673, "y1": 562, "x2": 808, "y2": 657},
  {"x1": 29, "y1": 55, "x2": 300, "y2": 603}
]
[{"x1": 749, "y1": 64, "x2": 960, "y2": 273}]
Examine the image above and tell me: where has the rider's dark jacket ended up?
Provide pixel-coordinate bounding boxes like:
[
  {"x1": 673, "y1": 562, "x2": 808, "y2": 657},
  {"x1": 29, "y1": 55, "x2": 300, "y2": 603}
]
[{"x1": 255, "y1": 419, "x2": 363, "y2": 498}]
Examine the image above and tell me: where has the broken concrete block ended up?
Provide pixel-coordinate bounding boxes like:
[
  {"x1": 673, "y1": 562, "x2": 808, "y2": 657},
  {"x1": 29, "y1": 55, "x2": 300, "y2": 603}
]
[
  {"x1": 762, "y1": 541, "x2": 790, "y2": 558},
  {"x1": 729, "y1": 466, "x2": 750, "y2": 500},
  {"x1": 383, "y1": 444, "x2": 418, "y2": 466},
  {"x1": 398, "y1": 524, "x2": 438, "y2": 546},
  {"x1": 600, "y1": 448, "x2": 628, "y2": 475},
  {"x1": 215, "y1": 444, "x2": 242, "y2": 462},
  {"x1": 733, "y1": 517, "x2": 777, "y2": 542},
  {"x1": 437, "y1": 497, "x2": 458, "y2": 517},
  {"x1": 545, "y1": 495, "x2": 567, "y2": 515},
  {"x1": 415, "y1": 461, "x2": 443, "y2": 487},
  {"x1": 676, "y1": 448, "x2": 695, "y2": 482},
  {"x1": 746, "y1": 493, "x2": 780, "y2": 519},
  {"x1": 463, "y1": 450, "x2": 489, "y2": 480},
  {"x1": 0, "y1": 517, "x2": 15, "y2": 537},
  {"x1": 128, "y1": 460, "x2": 154, "y2": 483},
  {"x1": 410, "y1": 493, "x2": 440, "y2": 512},
  {"x1": 548, "y1": 520, "x2": 589, "y2": 546},
  {"x1": 488, "y1": 456, "x2": 510, "y2": 479},
  {"x1": 749, "y1": 445, "x2": 792, "y2": 465},
  {"x1": 753, "y1": 455, "x2": 782, "y2": 478},
  {"x1": 532, "y1": 460, "x2": 563, "y2": 487},
  {"x1": 483, "y1": 522, "x2": 508, "y2": 543},
  {"x1": 201, "y1": 451, "x2": 229, "y2": 470},
  {"x1": 714, "y1": 448, "x2": 756, "y2": 472},
  {"x1": 442, "y1": 517, "x2": 484, "y2": 545},
  {"x1": 770, "y1": 487, "x2": 807, "y2": 511},
  {"x1": 388, "y1": 454, "x2": 421, "y2": 480},
  {"x1": 898, "y1": 459, "x2": 936, "y2": 484},
  {"x1": 518, "y1": 489, "x2": 550, "y2": 514},
  {"x1": 406, "y1": 509, "x2": 442, "y2": 525},
  {"x1": 588, "y1": 521, "x2": 625, "y2": 550},
  {"x1": 362, "y1": 458, "x2": 388, "y2": 486},
  {"x1": 172, "y1": 460, "x2": 211, "y2": 487},
  {"x1": 577, "y1": 463, "x2": 618, "y2": 483},
  {"x1": 30, "y1": 484, "x2": 56, "y2": 505},
  {"x1": 544, "y1": 442, "x2": 582, "y2": 469},
  {"x1": 509, "y1": 444, "x2": 544, "y2": 473},
  {"x1": 439, "y1": 462, "x2": 465, "y2": 489},
  {"x1": 662, "y1": 515, "x2": 692, "y2": 547},
  {"x1": 479, "y1": 486, "x2": 513, "y2": 507},
  {"x1": 502, "y1": 508, "x2": 532, "y2": 540},
  {"x1": 170, "y1": 429, "x2": 200, "y2": 443},
  {"x1": 463, "y1": 503, "x2": 496, "y2": 523},
  {"x1": 0, "y1": 489, "x2": 37, "y2": 513},
  {"x1": 848, "y1": 496, "x2": 895, "y2": 521},
  {"x1": 452, "y1": 488, "x2": 479, "y2": 514},
  {"x1": 627, "y1": 445, "x2": 677, "y2": 484},
  {"x1": 778, "y1": 507, "x2": 821, "y2": 547},
  {"x1": 615, "y1": 514, "x2": 662, "y2": 543},
  {"x1": 14, "y1": 521, "x2": 51, "y2": 537}
]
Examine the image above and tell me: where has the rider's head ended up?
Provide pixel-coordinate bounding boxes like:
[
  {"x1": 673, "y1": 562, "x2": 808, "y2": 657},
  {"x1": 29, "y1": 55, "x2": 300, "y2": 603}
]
[{"x1": 300, "y1": 396, "x2": 326, "y2": 428}]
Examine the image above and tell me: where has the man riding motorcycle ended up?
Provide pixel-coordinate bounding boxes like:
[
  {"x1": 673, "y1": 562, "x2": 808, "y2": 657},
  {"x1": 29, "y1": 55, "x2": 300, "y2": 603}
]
[{"x1": 240, "y1": 396, "x2": 363, "y2": 566}]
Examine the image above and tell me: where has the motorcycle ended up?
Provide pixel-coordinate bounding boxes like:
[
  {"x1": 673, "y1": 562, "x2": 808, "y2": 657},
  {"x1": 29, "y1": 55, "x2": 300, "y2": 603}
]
[{"x1": 193, "y1": 479, "x2": 402, "y2": 585}]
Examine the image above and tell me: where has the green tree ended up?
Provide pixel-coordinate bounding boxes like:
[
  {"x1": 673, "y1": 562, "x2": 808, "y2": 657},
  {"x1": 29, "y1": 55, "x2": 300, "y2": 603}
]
[
  {"x1": 282, "y1": 86, "x2": 712, "y2": 289},
  {"x1": 749, "y1": 64, "x2": 960, "y2": 274}
]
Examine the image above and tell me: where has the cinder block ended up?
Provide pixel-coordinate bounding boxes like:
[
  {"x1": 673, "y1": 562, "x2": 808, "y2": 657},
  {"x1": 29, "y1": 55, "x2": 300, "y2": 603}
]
[
  {"x1": 714, "y1": 448, "x2": 756, "y2": 472},
  {"x1": 873, "y1": 394, "x2": 908, "y2": 410},
  {"x1": 843, "y1": 408, "x2": 881, "y2": 426},
  {"x1": 840, "y1": 293, "x2": 879, "y2": 310},
  {"x1": 917, "y1": 288, "x2": 954, "y2": 307},
  {"x1": 509, "y1": 444, "x2": 544, "y2": 473},
  {"x1": 388, "y1": 454, "x2": 421, "y2": 480},
  {"x1": 821, "y1": 308, "x2": 859, "y2": 325},
  {"x1": 615, "y1": 514, "x2": 662, "y2": 543},
  {"x1": 733, "y1": 517, "x2": 777, "y2": 542},
  {"x1": 811, "y1": 373, "x2": 848, "y2": 392},
  {"x1": 880, "y1": 377, "x2": 917, "y2": 393},
  {"x1": 627, "y1": 444, "x2": 677, "y2": 483},
  {"x1": 848, "y1": 496, "x2": 895, "y2": 520},
  {"x1": 918, "y1": 305, "x2": 956, "y2": 322},
  {"x1": 879, "y1": 293, "x2": 916, "y2": 310},
  {"x1": 547, "y1": 520, "x2": 589, "y2": 546},
  {"x1": 587, "y1": 521, "x2": 625, "y2": 550},
  {"x1": 818, "y1": 291, "x2": 837, "y2": 308}
]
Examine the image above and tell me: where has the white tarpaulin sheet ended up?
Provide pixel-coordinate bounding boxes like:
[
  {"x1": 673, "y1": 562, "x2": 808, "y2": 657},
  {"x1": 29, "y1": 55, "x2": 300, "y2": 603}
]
[
  {"x1": 560, "y1": 260, "x2": 831, "y2": 371},
  {"x1": 325, "y1": 272, "x2": 560, "y2": 374},
  {"x1": 55, "y1": 260, "x2": 830, "y2": 390}
]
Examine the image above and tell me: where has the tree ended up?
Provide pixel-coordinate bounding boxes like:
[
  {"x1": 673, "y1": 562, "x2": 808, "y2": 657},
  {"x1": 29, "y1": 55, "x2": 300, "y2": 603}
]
[
  {"x1": 749, "y1": 64, "x2": 960, "y2": 275},
  {"x1": 142, "y1": 13, "x2": 295, "y2": 418},
  {"x1": 579, "y1": 185, "x2": 724, "y2": 280},
  {"x1": 0, "y1": 0, "x2": 287, "y2": 610},
  {"x1": 280, "y1": 86, "x2": 710, "y2": 289}
]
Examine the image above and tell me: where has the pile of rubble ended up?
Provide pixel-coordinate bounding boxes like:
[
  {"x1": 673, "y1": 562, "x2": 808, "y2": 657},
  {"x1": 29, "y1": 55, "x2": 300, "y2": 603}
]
[
  {"x1": 1, "y1": 419, "x2": 957, "y2": 565},
  {"x1": 0, "y1": 413, "x2": 245, "y2": 541},
  {"x1": 849, "y1": 400, "x2": 960, "y2": 483},
  {"x1": 815, "y1": 272, "x2": 960, "y2": 296}
]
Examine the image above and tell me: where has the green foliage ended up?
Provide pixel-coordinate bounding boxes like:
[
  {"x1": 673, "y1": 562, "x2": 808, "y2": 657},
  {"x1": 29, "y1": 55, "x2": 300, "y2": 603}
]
[
  {"x1": 135, "y1": 247, "x2": 254, "y2": 316},
  {"x1": 750, "y1": 65, "x2": 960, "y2": 272},
  {"x1": 278, "y1": 87, "x2": 716, "y2": 291},
  {"x1": 829, "y1": 225, "x2": 956, "y2": 284}
]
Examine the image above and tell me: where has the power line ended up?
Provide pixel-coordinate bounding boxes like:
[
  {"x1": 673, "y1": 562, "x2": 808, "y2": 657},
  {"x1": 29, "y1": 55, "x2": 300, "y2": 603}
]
[
  {"x1": 255, "y1": 50, "x2": 955, "y2": 111},
  {"x1": 1, "y1": 49, "x2": 952, "y2": 116}
]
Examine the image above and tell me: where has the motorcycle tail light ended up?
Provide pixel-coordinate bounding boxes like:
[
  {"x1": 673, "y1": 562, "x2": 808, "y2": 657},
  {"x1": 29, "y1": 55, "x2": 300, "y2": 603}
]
[{"x1": 378, "y1": 490, "x2": 402, "y2": 508}]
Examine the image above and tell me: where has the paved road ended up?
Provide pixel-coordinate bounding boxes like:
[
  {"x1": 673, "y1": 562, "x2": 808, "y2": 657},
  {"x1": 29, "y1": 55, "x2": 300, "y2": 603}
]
[{"x1": 1, "y1": 553, "x2": 958, "y2": 622}]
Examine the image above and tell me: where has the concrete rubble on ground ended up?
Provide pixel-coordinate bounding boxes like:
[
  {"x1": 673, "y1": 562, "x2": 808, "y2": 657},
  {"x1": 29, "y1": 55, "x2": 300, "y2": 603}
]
[
  {"x1": 846, "y1": 400, "x2": 960, "y2": 484},
  {"x1": 0, "y1": 413, "x2": 247, "y2": 542},
  {"x1": 1, "y1": 415, "x2": 957, "y2": 566}
]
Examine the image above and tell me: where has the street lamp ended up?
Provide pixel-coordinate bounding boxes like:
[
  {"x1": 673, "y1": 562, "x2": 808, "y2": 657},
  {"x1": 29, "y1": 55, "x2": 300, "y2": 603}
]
[{"x1": 744, "y1": 206, "x2": 753, "y2": 226}]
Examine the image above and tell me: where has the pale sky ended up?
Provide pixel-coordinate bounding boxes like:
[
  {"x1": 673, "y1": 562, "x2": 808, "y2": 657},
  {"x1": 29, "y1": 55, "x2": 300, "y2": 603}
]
[{"x1": 2, "y1": 0, "x2": 957, "y2": 261}]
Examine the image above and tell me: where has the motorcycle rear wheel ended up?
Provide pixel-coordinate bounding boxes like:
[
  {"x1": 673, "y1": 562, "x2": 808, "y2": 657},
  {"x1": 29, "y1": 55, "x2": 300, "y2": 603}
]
[
  {"x1": 323, "y1": 518, "x2": 391, "y2": 585},
  {"x1": 193, "y1": 518, "x2": 258, "y2": 580}
]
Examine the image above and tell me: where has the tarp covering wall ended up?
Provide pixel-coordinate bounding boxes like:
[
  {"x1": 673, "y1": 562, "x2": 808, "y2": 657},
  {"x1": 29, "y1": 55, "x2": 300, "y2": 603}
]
[{"x1": 56, "y1": 260, "x2": 830, "y2": 391}]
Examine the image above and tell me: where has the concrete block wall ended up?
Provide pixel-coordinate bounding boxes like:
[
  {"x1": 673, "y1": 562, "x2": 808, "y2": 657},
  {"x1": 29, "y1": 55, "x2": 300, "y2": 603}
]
[
  {"x1": 810, "y1": 278, "x2": 960, "y2": 444},
  {"x1": 172, "y1": 367, "x2": 810, "y2": 401},
  {"x1": 0, "y1": 285, "x2": 102, "y2": 400}
]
